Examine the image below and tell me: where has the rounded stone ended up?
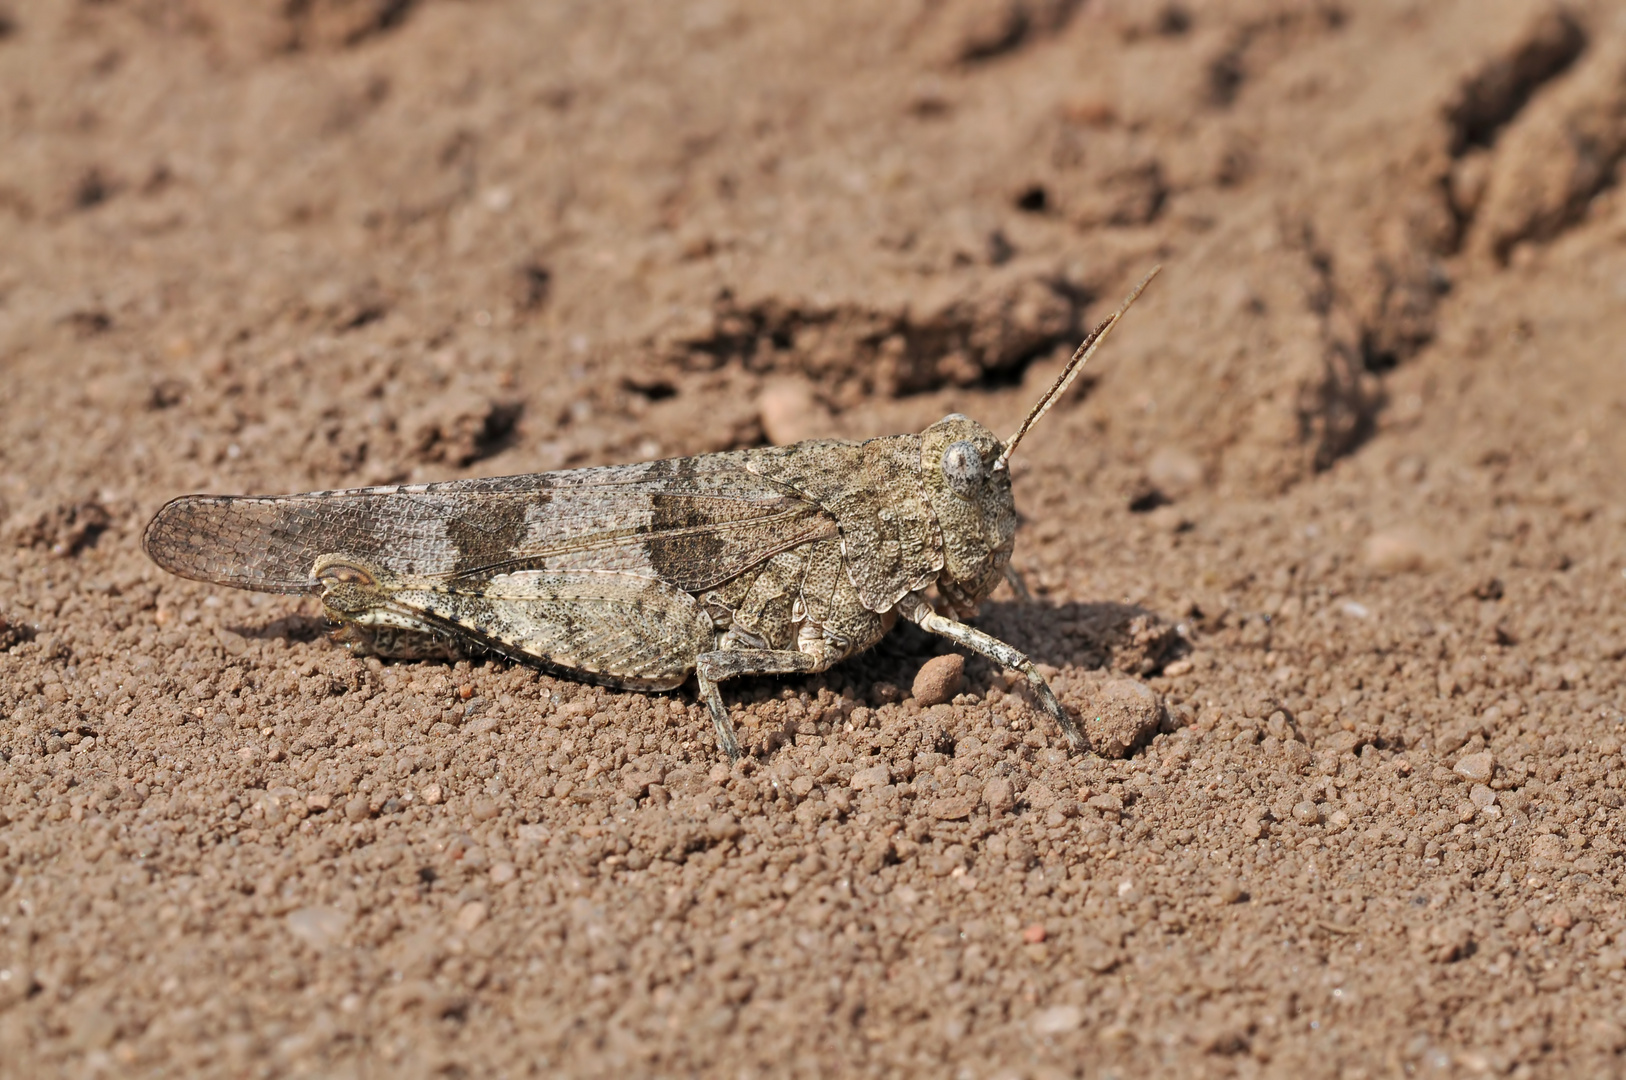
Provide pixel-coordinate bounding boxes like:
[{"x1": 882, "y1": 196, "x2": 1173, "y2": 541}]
[
  {"x1": 285, "y1": 906, "x2": 350, "y2": 951},
  {"x1": 1364, "y1": 527, "x2": 1433, "y2": 574},
  {"x1": 757, "y1": 378, "x2": 833, "y2": 446},
  {"x1": 1032, "y1": 1004, "x2": 1083, "y2": 1035},
  {"x1": 455, "y1": 901, "x2": 488, "y2": 933},
  {"x1": 912, "y1": 654, "x2": 965, "y2": 707},
  {"x1": 1146, "y1": 445, "x2": 1204, "y2": 497}
]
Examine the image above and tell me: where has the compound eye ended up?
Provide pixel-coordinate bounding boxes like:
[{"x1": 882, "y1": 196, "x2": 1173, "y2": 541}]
[
  {"x1": 941, "y1": 440, "x2": 983, "y2": 498},
  {"x1": 316, "y1": 558, "x2": 377, "y2": 588}
]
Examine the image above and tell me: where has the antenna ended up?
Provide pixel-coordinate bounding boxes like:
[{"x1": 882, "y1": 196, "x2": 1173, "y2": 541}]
[{"x1": 993, "y1": 264, "x2": 1161, "y2": 472}]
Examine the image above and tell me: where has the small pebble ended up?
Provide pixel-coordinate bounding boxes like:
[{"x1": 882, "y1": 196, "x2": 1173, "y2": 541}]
[
  {"x1": 455, "y1": 901, "x2": 489, "y2": 933},
  {"x1": 1078, "y1": 936, "x2": 1123, "y2": 974},
  {"x1": 344, "y1": 797, "x2": 371, "y2": 823},
  {"x1": 1363, "y1": 527, "x2": 1433, "y2": 574},
  {"x1": 850, "y1": 764, "x2": 891, "y2": 791},
  {"x1": 982, "y1": 776, "x2": 1015, "y2": 814},
  {"x1": 757, "y1": 378, "x2": 833, "y2": 446},
  {"x1": 1453, "y1": 751, "x2": 1494, "y2": 784},
  {"x1": 1146, "y1": 445, "x2": 1204, "y2": 497},
  {"x1": 912, "y1": 654, "x2": 965, "y2": 707},
  {"x1": 929, "y1": 795, "x2": 976, "y2": 821},
  {"x1": 1031, "y1": 1004, "x2": 1083, "y2": 1035},
  {"x1": 1587, "y1": 1020, "x2": 1626, "y2": 1052},
  {"x1": 1022, "y1": 924, "x2": 1047, "y2": 944},
  {"x1": 1469, "y1": 784, "x2": 1497, "y2": 810},
  {"x1": 707, "y1": 814, "x2": 743, "y2": 841},
  {"x1": 1086, "y1": 792, "x2": 1123, "y2": 813},
  {"x1": 285, "y1": 906, "x2": 350, "y2": 951},
  {"x1": 1292, "y1": 800, "x2": 1320, "y2": 825},
  {"x1": 420, "y1": 783, "x2": 444, "y2": 806},
  {"x1": 471, "y1": 798, "x2": 499, "y2": 821},
  {"x1": 1084, "y1": 678, "x2": 1165, "y2": 758},
  {"x1": 490, "y1": 862, "x2": 517, "y2": 886},
  {"x1": 1530, "y1": 834, "x2": 1566, "y2": 861},
  {"x1": 1216, "y1": 879, "x2": 1247, "y2": 904}
]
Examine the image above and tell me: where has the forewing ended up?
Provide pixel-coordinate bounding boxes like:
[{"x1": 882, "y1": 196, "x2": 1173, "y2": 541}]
[{"x1": 144, "y1": 456, "x2": 835, "y2": 594}]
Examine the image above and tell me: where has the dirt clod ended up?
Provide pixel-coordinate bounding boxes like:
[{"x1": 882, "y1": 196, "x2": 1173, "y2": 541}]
[
  {"x1": 1454, "y1": 751, "x2": 1495, "y2": 784},
  {"x1": 982, "y1": 775, "x2": 1015, "y2": 814},
  {"x1": 1083, "y1": 677, "x2": 1164, "y2": 758}
]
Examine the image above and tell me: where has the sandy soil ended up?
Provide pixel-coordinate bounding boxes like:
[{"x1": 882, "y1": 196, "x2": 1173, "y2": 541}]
[{"x1": 3, "y1": 0, "x2": 1626, "y2": 1076}]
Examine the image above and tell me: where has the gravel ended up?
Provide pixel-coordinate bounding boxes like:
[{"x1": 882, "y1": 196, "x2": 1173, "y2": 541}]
[{"x1": 4, "y1": 3, "x2": 1625, "y2": 1076}]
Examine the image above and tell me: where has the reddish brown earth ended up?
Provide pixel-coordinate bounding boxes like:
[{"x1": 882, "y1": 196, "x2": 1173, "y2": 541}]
[{"x1": 4, "y1": 1, "x2": 1626, "y2": 1076}]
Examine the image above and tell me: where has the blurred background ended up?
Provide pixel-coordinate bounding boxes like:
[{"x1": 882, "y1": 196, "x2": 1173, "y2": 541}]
[{"x1": 2, "y1": 0, "x2": 1621, "y2": 520}]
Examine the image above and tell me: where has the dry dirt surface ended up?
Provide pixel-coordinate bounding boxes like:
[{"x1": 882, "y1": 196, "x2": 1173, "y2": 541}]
[{"x1": 3, "y1": 0, "x2": 1626, "y2": 1076}]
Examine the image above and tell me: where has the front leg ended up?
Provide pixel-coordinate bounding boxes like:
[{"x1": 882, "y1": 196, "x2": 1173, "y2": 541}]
[
  {"x1": 1002, "y1": 564, "x2": 1035, "y2": 604},
  {"x1": 896, "y1": 593, "x2": 1086, "y2": 753},
  {"x1": 695, "y1": 649, "x2": 819, "y2": 761}
]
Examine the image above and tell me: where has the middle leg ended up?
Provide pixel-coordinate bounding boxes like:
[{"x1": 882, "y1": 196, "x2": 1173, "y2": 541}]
[{"x1": 695, "y1": 648, "x2": 820, "y2": 760}]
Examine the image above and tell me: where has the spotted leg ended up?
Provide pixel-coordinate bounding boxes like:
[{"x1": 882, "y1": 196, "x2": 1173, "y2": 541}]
[
  {"x1": 897, "y1": 593, "x2": 1086, "y2": 752},
  {"x1": 695, "y1": 649, "x2": 820, "y2": 761}
]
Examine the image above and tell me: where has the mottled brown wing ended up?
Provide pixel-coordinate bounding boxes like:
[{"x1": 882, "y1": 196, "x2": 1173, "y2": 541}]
[
  {"x1": 143, "y1": 454, "x2": 837, "y2": 595},
  {"x1": 747, "y1": 434, "x2": 943, "y2": 612}
]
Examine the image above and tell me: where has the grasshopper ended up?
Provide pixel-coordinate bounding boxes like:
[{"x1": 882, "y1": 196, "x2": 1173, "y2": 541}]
[{"x1": 145, "y1": 268, "x2": 1159, "y2": 760}]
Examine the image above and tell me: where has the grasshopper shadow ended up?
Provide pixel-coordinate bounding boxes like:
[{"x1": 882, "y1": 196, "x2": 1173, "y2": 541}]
[
  {"x1": 226, "y1": 614, "x2": 329, "y2": 644},
  {"x1": 730, "y1": 598, "x2": 1181, "y2": 727},
  {"x1": 970, "y1": 599, "x2": 1182, "y2": 675}
]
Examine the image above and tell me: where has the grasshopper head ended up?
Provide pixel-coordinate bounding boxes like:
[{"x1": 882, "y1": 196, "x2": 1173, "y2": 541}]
[
  {"x1": 919, "y1": 266, "x2": 1162, "y2": 617},
  {"x1": 313, "y1": 555, "x2": 391, "y2": 619},
  {"x1": 920, "y1": 414, "x2": 1016, "y2": 617}
]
